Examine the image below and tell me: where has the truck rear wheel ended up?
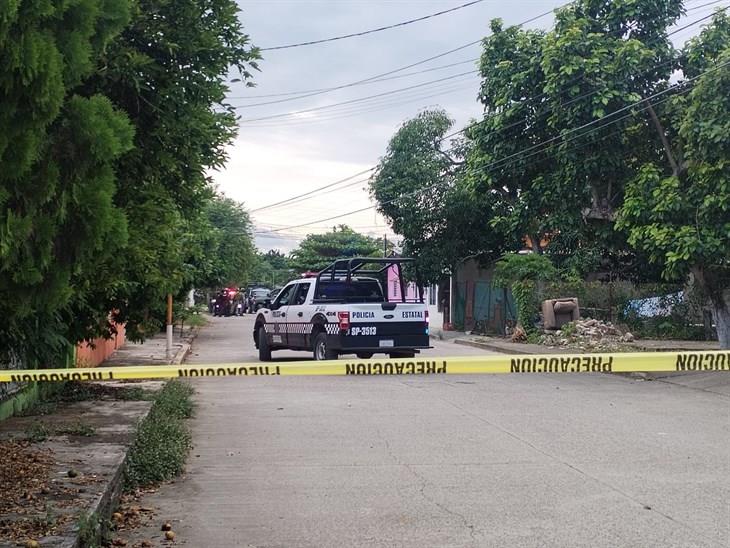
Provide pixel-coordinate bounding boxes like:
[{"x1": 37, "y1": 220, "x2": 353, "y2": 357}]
[
  {"x1": 314, "y1": 332, "x2": 338, "y2": 361},
  {"x1": 258, "y1": 326, "x2": 272, "y2": 362}
]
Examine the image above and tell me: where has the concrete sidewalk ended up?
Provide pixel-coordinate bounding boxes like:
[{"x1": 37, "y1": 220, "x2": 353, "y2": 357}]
[
  {"x1": 102, "y1": 326, "x2": 196, "y2": 367},
  {"x1": 0, "y1": 326, "x2": 200, "y2": 547}
]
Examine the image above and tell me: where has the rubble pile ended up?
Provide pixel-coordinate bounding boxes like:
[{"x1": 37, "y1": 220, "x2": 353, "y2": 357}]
[{"x1": 540, "y1": 318, "x2": 635, "y2": 351}]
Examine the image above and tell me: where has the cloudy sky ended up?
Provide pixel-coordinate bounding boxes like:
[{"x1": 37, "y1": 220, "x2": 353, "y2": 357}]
[{"x1": 215, "y1": 0, "x2": 722, "y2": 252}]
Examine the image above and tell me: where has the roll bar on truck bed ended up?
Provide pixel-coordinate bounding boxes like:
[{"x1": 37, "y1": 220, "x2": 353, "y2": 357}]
[{"x1": 313, "y1": 257, "x2": 424, "y2": 304}]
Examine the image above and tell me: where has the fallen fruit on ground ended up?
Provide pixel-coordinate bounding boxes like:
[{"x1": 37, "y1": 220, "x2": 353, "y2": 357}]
[
  {"x1": 165, "y1": 530, "x2": 175, "y2": 541},
  {"x1": 161, "y1": 521, "x2": 172, "y2": 531}
]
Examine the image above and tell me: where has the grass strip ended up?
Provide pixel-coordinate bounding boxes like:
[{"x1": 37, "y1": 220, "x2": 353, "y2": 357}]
[{"x1": 124, "y1": 381, "x2": 194, "y2": 490}]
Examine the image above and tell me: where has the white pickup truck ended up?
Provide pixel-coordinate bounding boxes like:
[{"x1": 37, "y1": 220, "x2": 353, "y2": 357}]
[{"x1": 253, "y1": 258, "x2": 431, "y2": 361}]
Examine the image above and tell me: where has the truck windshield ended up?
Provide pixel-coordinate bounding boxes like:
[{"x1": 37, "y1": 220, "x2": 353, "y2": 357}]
[{"x1": 316, "y1": 279, "x2": 384, "y2": 302}]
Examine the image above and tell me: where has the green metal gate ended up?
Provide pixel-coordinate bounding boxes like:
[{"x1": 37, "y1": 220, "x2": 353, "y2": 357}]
[{"x1": 452, "y1": 281, "x2": 516, "y2": 334}]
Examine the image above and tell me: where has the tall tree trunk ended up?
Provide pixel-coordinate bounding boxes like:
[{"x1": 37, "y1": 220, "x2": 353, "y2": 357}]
[
  {"x1": 710, "y1": 293, "x2": 730, "y2": 349},
  {"x1": 693, "y1": 266, "x2": 730, "y2": 348}
]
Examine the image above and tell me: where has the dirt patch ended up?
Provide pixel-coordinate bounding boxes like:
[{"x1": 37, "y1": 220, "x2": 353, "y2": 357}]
[
  {"x1": 0, "y1": 440, "x2": 73, "y2": 543},
  {"x1": 0, "y1": 387, "x2": 155, "y2": 547}
]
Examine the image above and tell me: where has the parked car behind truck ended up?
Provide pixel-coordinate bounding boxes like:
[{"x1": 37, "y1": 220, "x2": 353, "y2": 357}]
[
  {"x1": 253, "y1": 257, "x2": 430, "y2": 361},
  {"x1": 245, "y1": 288, "x2": 271, "y2": 313}
]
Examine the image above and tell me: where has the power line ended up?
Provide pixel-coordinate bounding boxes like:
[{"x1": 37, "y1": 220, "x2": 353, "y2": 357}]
[
  {"x1": 686, "y1": 0, "x2": 727, "y2": 11},
  {"x1": 249, "y1": 5, "x2": 723, "y2": 215},
  {"x1": 256, "y1": 59, "x2": 728, "y2": 235},
  {"x1": 251, "y1": 171, "x2": 375, "y2": 213},
  {"x1": 238, "y1": 70, "x2": 477, "y2": 122},
  {"x1": 250, "y1": 177, "x2": 372, "y2": 214},
  {"x1": 239, "y1": 79, "x2": 477, "y2": 128},
  {"x1": 240, "y1": 77, "x2": 477, "y2": 126},
  {"x1": 259, "y1": 0, "x2": 486, "y2": 51},
  {"x1": 228, "y1": 58, "x2": 479, "y2": 101},
  {"x1": 237, "y1": 3, "x2": 563, "y2": 109},
  {"x1": 238, "y1": 4, "x2": 568, "y2": 123},
  {"x1": 439, "y1": 6, "x2": 729, "y2": 142},
  {"x1": 242, "y1": 0, "x2": 713, "y2": 99}
]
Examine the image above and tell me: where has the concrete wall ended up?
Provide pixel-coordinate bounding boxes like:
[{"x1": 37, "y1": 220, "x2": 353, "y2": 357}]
[
  {"x1": 0, "y1": 348, "x2": 74, "y2": 421},
  {"x1": 76, "y1": 323, "x2": 126, "y2": 367}
]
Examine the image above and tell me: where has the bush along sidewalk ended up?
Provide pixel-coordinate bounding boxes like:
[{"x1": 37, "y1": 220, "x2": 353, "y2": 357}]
[{"x1": 124, "y1": 380, "x2": 195, "y2": 489}]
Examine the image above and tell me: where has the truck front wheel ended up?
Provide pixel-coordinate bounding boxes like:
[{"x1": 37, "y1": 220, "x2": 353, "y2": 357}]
[
  {"x1": 258, "y1": 326, "x2": 272, "y2": 362},
  {"x1": 314, "y1": 332, "x2": 338, "y2": 361}
]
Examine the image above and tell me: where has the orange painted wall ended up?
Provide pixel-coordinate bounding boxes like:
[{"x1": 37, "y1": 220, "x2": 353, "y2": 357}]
[{"x1": 76, "y1": 323, "x2": 126, "y2": 367}]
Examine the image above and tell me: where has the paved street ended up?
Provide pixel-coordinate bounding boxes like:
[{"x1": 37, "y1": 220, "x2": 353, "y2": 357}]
[{"x1": 124, "y1": 315, "x2": 730, "y2": 548}]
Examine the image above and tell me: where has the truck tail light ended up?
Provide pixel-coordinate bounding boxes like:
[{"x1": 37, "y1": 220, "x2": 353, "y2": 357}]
[
  {"x1": 425, "y1": 310, "x2": 430, "y2": 324},
  {"x1": 338, "y1": 311, "x2": 350, "y2": 330}
]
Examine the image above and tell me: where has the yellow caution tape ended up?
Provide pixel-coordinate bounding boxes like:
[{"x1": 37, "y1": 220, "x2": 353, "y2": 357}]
[{"x1": 0, "y1": 351, "x2": 728, "y2": 382}]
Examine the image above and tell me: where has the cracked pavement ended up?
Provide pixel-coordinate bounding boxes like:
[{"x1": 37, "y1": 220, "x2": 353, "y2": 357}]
[{"x1": 117, "y1": 315, "x2": 730, "y2": 548}]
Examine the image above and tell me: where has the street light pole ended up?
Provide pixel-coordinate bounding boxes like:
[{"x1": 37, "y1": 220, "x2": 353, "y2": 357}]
[{"x1": 166, "y1": 293, "x2": 173, "y2": 359}]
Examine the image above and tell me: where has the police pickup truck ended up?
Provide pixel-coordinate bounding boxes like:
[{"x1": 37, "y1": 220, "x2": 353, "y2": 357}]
[{"x1": 253, "y1": 258, "x2": 430, "y2": 361}]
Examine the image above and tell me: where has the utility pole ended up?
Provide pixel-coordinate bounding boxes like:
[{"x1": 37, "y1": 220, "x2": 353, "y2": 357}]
[
  {"x1": 383, "y1": 234, "x2": 387, "y2": 257},
  {"x1": 166, "y1": 293, "x2": 173, "y2": 359}
]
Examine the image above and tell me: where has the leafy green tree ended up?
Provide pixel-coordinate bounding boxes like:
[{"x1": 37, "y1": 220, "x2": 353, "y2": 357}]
[
  {"x1": 289, "y1": 226, "x2": 383, "y2": 272},
  {"x1": 81, "y1": 0, "x2": 260, "y2": 339},
  {"x1": 466, "y1": 21, "x2": 559, "y2": 255},
  {"x1": 185, "y1": 194, "x2": 255, "y2": 289},
  {"x1": 250, "y1": 250, "x2": 293, "y2": 287},
  {"x1": 542, "y1": 0, "x2": 682, "y2": 221},
  {"x1": 371, "y1": 110, "x2": 497, "y2": 284},
  {"x1": 618, "y1": 12, "x2": 730, "y2": 347},
  {"x1": 467, "y1": 1, "x2": 684, "y2": 278},
  {"x1": 493, "y1": 253, "x2": 559, "y2": 333},
  {"x1": 0, "y1": 1, "x2": 133, "y2": 362}
]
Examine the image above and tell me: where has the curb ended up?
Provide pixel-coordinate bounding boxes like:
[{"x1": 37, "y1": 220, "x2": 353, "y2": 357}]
[
  {"x1": 169, "y1": 325, "x2": 201, "y2": 365},
  {"x1": 453, "y1": 338, "x2": 542, "y2": 355},
  {"x1": 67, "y1": 406, "x2": 152, "y2": 548},
  {"x1": 61, "y1": 326, "x2": 199, "y2": 545},
  {"x1": 171, "y1": 342, "x2": 191, "y2": 365}
]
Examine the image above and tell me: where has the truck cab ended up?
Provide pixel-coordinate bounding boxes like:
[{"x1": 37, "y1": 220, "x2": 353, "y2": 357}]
[{"x1": 253, "y1": 258, "x2": 430, "y2": 361}]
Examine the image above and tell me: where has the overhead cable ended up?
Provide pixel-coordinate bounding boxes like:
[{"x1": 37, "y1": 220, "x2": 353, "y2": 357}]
[
  {"x1": 260, "y1": 0, "x2": 486, "y2": 51},
  {"x1": 228, "y1": 58, "x2": 479, "y2": 102},
  {"x1": 255, "y1": 59, "x2": 728, "y2": 234},
  {"x1": 248, "y1": 4, "x2": 722, "y2": 216}
]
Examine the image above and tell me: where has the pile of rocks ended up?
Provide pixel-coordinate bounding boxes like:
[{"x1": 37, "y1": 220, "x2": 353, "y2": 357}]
[{"x1": 540, "y1": 318, "x2": 635, "y2": 351}]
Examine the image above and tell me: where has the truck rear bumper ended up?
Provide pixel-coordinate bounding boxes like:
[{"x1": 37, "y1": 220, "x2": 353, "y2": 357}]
[{"x1": 328, "y1": 330, "x2": 431, "y2": 352}]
